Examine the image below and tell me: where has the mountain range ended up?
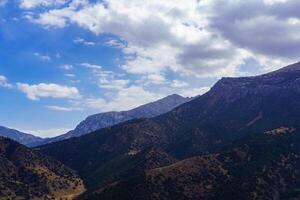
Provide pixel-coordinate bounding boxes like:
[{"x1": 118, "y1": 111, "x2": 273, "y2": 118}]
[
  {"x1": 37, "y1": 61, "x2": 300, "y2": 199},
  {"x1": 2, "y1": 62, "x2": 300, "y2": 199},
  {"x1": 0, "y1": 94, "x2": 191, "y2": 147},
  {"x1": 41, "y1": 94, "x2": 192, "y2": 145}
]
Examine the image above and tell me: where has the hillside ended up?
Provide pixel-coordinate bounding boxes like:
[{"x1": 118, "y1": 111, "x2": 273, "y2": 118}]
[
  {"x1": 88, "y1": 129, "x2": 300, "y2": 200},
  {"x1": 38, "y1": 61, "x2": 300, "y2": 196},
  {"x1": 0, "y1": 137, "x2": 85, "y2": 199},
  {"x1": 84, "y1": 147, "x2": 177, "y2": 190}
]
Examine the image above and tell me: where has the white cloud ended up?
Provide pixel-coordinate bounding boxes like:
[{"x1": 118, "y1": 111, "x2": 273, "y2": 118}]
[
  {"x1": 65, "y1": 73, "x2": 76, "y2": 78},
  {"x1": 0, "y1": 75, "x2": 13, "y2": 88},
  {"x1": 87, "y1": 67, "x2": 130, "y2": 90},
  {"x1": 27, "y1": 0, "x2": 300, "y2": 79},
  {"x1": 82, "y1": 86, "x2": 161, "y2": 111},
  {"x1": 21, "y1": 0, "x2": 300, "y2": 111},
  {"x1": 60, "y1": 64, "x2": 73, "y2": 70},
  {"x1": 98, "y1": 79, "x2": 129, "y2": 90},
  {"x1": 104, "y1": 39, "x2": 126, "y2": 49},
  {"x1": 137, "y1": 74, "x2": 167, "y2": 85},
  {"x1": 46, "y1": 105, "x2": 81, "y2": 111},
  {"x1": 80, "y1": 62, "x2": 102, "y2": 70},
  {"x1": 171, "y1": 80, "x2": 189, "y2": 88},
  {"x1": 179, "y1": 87, "x2": 210, "y2": 97},
  {"x1": 34, "y1": 52, "x2": 51, "y2": 61},
  {"x1": 20, "y1": 0, "x2": 67, "y2": 9},
  {"x1": 74, "y1": 37, "x2": 96, "y2": 46},
  {"x1": 17, "y1": 83, "x2": 80, "y2": 100},
  {"x1": 28, "y1": 0, "x2": 250, "y2": 78}
]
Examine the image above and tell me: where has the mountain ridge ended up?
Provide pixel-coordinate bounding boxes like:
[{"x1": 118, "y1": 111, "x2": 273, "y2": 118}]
[
  {"x1": 41, "y1": 94, "x2": 191, "y2": 145},
  {"x1": 0, "y1": 126, "x2": 44, "y2": 147},
  {"x1": 38, "y1": 61, "x2": 300, "y2": 197},
  {"x1": 0, "y1": 94, "x2": 191, "y2": 147}
]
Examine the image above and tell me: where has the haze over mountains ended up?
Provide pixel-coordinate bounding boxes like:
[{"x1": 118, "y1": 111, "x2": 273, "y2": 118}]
[
  {"x1": 36, "y1": 62, "x2": 300, "y2": 199},
  {"x1": 0, "y1": 126, "x2": 44, "y2": 147},
  {"x1": 0, "y1": 94, "x2": 191, "y2": 147},
  {"x1": 41, "y1": 94, "x2": 192, "y2": 145}
]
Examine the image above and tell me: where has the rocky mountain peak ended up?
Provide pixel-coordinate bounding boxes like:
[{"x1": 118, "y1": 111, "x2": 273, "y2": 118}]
[{"x1": 38, "y1": 94, "x2": 192, "y2": 145}]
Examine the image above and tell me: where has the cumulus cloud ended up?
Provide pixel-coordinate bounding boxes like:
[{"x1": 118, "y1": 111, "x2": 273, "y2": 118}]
[
  {"x1": 20, "y1": 0, "x2": 68, "y2": 9},
  {"x1": 27, "y1": 0, "x2": 300, "y2": 78},
  {"x1": 20, "y1": 0, "x2": 300, "y2": 110},
  {"x1": 83, "y1": 66, "x2": 130, "y2": 90},
  {"x1": 48, "y1": 86, "x2": 162, "y2": 112},
  {"x1": 76, "y1": 86, "x2": 162, "y2": 111},
  {"x1": 17, "y1": 83, "x2": 80, "y2": 100},
  {"x1": 135, "y1": 74, "x2": 167, "y2": 85},
  {"x1": 97, "y1": 71, "x2": 129, "y2": 90},
  {"x1": 27, "y1": 0, "x2": 249, "y2": 78},
  {"x1": 209, "y1": 0, "x2": 300, "y2": 69}
]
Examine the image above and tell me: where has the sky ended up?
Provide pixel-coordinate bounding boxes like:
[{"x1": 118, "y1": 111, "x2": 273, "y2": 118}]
[{"x1": 0, "y1": 0, "x2": 299, "y2": 137}]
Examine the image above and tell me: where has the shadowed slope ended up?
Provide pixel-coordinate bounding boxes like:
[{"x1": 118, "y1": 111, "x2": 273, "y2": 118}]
[{"x1": 88, "y1": 130, "x2": 300, "y2": 200}]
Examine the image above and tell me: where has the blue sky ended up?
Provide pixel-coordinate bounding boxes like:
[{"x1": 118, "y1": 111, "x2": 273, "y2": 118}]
[{"x1": 0, "y1": 0, "x2": 299, "y2": 137}]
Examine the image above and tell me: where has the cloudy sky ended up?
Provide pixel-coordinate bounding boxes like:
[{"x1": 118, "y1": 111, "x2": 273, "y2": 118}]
[{"x1": 0, "y1": 0, "x2": 299, "y2": 137}]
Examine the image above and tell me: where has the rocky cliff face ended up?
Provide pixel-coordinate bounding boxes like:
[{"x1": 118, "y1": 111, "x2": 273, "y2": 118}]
[{"x1": 0, "y1": 137, "x2": 85, "y2": 199}]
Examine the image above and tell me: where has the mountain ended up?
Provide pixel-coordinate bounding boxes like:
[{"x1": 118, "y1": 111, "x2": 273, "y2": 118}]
[
  {"x1": 87, "y1": 130, "x2": 300, "y2": 200},
  {"x1": 0, "y1": 126, "x2": 44, "y2": 147},
  {"x1": 0, "y1": 137, "x2": 85, "y2": 199},
  {"x1": 38, "y1": 61, "x2": 300, "y2": 197},
  {"x1": 42, "y1": 94, "x2": 191, "y2": 145}
]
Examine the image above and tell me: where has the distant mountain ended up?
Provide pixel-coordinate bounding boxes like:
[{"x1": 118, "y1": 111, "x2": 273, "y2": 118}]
[
  {"x1": 38, "y1": 61, "x2": 300, "y2": 198},
  {"x1": 42, "y1": 94, "x2": 191, "y2": 144},
  {"x1": 0, "y1": 137, "x2": 85, "y2": 199},
  {"x1": 0, "y1": 126, "x2": 44, "y2": 147}
]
